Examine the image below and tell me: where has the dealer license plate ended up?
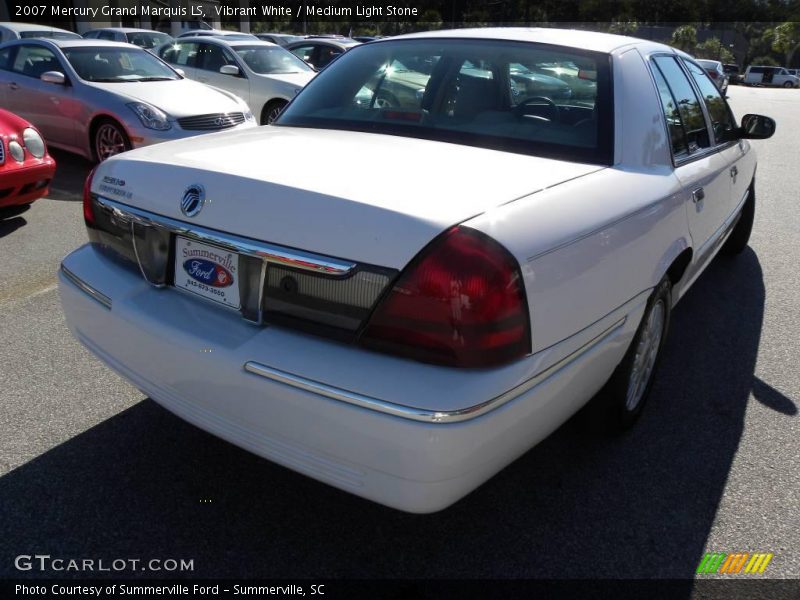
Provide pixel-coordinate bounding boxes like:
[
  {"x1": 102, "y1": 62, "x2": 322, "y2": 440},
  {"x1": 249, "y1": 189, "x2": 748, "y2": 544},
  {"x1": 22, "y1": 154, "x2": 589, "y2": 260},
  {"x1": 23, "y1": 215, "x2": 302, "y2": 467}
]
[{"x1": 174, "y1": 236, "x2": 241, "y2": 309}]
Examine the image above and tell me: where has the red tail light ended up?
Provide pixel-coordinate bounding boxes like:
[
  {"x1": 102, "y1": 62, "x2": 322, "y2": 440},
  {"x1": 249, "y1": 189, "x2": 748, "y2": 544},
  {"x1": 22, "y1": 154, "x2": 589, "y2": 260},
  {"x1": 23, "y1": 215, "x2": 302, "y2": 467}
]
[
  {"x1": 83, "y1": 168, "x2": 96, "y2": 224},
  {"x1": 359, "y1": 227, "x2": 531, "y2": 368}
]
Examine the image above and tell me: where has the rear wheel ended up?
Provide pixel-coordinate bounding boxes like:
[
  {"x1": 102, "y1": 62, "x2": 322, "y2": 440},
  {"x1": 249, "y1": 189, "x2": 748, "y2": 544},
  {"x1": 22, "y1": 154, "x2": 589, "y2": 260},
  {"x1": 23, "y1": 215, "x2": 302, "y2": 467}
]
[
  {"x1": 262, "y1": 100, "x2": 288, "y2": 125},
  {"x1": 721, "y1": 179, "x2": 755, "y2": 256},
  {"x1": 590, "y1": 277, "x2": 672, "y2": 431},
  {"x1": 93, "y1": 119, "x2": 131, "y2": 162}
]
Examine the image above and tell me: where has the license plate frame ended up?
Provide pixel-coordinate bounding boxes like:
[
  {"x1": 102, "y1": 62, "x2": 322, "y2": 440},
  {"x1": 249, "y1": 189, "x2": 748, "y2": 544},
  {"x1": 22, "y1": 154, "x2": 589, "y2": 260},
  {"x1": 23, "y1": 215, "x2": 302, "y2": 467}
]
[{"x1": 174, "y1": 236, "x2": 241, "y2": 310}]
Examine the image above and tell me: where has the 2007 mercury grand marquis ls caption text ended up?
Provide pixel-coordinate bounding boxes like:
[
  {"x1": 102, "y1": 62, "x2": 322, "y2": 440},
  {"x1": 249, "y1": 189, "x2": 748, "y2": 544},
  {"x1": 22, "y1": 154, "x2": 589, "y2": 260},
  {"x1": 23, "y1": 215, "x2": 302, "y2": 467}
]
[{"x1": 59, "y1": 28, "x2": 775, "y2": 512}]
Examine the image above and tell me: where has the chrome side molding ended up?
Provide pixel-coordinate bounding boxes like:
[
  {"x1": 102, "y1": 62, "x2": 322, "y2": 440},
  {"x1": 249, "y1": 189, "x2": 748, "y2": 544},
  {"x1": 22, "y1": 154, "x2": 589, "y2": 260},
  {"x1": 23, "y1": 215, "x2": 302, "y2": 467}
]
[
  {"x1": 94, "y1": 196, "x2": 357, "y2": 276},
  {"x1": 244, "y1": 318, "x2": 626, "y2": 424},
  {"x1": 60, "y1": 263, "x2": 112, "y2": 309}
]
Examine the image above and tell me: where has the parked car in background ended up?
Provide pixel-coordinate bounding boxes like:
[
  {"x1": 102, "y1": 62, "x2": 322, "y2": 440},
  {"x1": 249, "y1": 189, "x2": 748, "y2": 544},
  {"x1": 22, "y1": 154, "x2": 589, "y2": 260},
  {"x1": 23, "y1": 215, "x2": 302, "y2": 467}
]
[
  {"x1": 176, "y1": 30, "x2": 257, "y2": 40},
  {"x1": 0, "y1": 39, "x2": 255, "y2": 162},
  {"x1": 786, "y1": 68, "x2": 800, "y2": 78},
  {"x1": 723, "y1": 63, "x2": 742, "y2": 84},
  {"x1": 61, "y1": 28, "x2": 774, "y2": 513},
  {"x1": 286, "y1": 38, "x2": 361, "y2": 70},
  {"x1": 743, "y1": 65, "x2": 799, "y2": 88},
  {"x1": 159, "y1": 37, "x2": 315, "y2": 124},
  {"x1": 696, "y1": 59, "x2": 729, "y2": 95},
  {"x1": 255, "y1": 33, "x2": 304, "y2": 46},
  {"x1": 0, "y1": 108, "x2": 56, "y2": 212},
  {"x1": 0, "y1": 22, "x2": 81, "y2": 43},
  {"x1": 83, "y1": 28, "x2": 173, "y2": 51}
]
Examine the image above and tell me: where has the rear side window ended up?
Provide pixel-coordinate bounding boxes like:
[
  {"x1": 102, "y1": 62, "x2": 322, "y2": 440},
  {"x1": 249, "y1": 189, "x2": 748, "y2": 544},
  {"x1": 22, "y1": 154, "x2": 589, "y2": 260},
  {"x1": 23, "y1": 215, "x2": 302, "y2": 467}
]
[
  {"x1": 652, "y1": 56, "x2": 709, "y2": 154},
  {"x1": 651, "y1": 65, "x2": 688, "y2": 158}
]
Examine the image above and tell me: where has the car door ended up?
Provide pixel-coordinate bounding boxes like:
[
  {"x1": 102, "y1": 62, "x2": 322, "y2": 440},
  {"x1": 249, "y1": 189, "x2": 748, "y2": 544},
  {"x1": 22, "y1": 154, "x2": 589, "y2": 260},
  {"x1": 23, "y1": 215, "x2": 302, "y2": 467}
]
[
  {"x1": 682, "y1": 58, "x2": 745, "y2": 222},
  {"x1": 2, "y1": 43, "x2": 77, "y2": 148},
  {"x1": 194, "y1": 42, "x2": 250, "y2": 105},
  {"x1": 650, "y1": 55, "x2": 731, "y2": 260}
]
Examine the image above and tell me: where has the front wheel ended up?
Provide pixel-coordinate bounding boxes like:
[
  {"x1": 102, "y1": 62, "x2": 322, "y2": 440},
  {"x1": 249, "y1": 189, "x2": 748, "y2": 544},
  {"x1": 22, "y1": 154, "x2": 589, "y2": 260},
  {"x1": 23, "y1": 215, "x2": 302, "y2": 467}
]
[
  {"x1": 93, "y1": 119, "x2": 131, "y2": 162},
  {"x1": 593, "y1": 277, "x2": 672, "y2": 431},
  {"x1": 262, "y1": 100, "x2": 288, "y2": 125},
  {"x1": 720, "y1": 179, "x2": 755, "y2": 256}
]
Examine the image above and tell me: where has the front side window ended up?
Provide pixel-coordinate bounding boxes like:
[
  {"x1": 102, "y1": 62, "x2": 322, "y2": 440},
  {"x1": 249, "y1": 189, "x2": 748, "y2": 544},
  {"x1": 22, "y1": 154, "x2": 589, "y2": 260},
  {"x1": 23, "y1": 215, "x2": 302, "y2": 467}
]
[
  {"x1": 682, "y1": 59, "x2": 737, "y2": 144},
  {"x1": 196, "y1": 43, "x2": 236, "y2": 72},
  {"x1": 64, "y1": 47, "x2": 179, "y2": 82},
  {"x1": 652, "y1": 56, "x2": 710, "y2": 153},
  {"x1": 278, "y1": 39, "x2": 613, "y2": 164},
  {"x1": 11, "y1": 45, "x2": 60, "y2": 78},
  {"x1": 234, "y1": 45, "x2": 312, "y2": 74}
]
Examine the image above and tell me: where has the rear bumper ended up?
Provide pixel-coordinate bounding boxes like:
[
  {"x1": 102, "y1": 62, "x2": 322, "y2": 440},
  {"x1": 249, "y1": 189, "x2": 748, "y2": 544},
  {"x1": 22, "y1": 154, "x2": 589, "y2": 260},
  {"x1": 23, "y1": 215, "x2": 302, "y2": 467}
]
[
  {"x1": 59, "y1": 243, "x2": 640, "y2": 513},
  {"x1": 0, "y1": 157, "x2": 56, "y2": 207}
]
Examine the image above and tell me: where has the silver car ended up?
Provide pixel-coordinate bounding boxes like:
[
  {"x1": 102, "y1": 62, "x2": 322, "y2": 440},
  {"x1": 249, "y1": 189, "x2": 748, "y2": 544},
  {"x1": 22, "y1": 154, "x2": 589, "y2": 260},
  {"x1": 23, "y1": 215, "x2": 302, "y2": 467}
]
[
  {"x1": 0, "y1": 22, "x2": 81, "y2": 43},
  {"x1": 0, "y1": 39, "x2": 256, "y2": 161}
]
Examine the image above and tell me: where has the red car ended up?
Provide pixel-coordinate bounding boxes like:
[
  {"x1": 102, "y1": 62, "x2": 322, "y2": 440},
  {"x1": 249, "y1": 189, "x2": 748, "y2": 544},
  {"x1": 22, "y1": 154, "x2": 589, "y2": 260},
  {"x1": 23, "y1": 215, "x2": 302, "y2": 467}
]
[{"x1": 0, "y1": 109, "x2": 56, "y2": 211}]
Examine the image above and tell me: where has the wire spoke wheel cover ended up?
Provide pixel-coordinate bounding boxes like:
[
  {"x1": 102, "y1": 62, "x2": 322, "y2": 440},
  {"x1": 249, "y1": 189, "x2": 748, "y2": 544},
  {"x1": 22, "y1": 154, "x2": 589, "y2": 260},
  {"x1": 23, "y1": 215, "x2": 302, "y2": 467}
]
[{"x1": 625, "y1": 299, "x2": 665, "y2": 411}]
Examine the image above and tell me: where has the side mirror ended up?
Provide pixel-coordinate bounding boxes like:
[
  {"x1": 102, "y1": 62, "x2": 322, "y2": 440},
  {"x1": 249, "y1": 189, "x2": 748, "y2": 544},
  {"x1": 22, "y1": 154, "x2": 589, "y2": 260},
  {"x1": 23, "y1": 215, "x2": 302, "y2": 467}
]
[
  {"x1": 40, "y1": 71, "x2": 66, "y2": 85},
  {"x1": 739, "y1": 114, "x2": 776, "y2": 139},
  {"x1": 174, "y1": 68, "x2": 185, "y2": 78},
  {"x1": 219, "y1": 64, "x2": 240, "y2": 76}
]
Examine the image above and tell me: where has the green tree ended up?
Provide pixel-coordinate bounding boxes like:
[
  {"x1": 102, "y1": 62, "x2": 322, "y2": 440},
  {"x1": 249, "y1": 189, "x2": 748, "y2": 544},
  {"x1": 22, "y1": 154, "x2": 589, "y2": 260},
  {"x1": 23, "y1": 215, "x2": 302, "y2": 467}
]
[
  {"x1": 695, "y1": 37, "x2": 735, "y2": 63},
  {"x1": 608, "y1": 21, "x2": 639, "y2": 36},
  {"x1": 772, "y1": 22, "x2": 800, "y2": 66},
  {"x1": 671, "y1": 25, "x2": 698, "y2": 53}
]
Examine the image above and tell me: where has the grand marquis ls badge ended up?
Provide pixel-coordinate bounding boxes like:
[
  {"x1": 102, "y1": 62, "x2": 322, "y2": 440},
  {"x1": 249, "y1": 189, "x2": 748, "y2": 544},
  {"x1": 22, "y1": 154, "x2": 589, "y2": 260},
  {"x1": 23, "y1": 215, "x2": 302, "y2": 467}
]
[{"x1": 180, "y1": 184, "x2": 205, "y2": 217}]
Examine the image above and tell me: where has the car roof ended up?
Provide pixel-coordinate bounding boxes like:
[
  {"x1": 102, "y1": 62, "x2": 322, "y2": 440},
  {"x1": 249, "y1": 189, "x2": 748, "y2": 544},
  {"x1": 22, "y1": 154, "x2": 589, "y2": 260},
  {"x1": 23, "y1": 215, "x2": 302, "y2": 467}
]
[
  {"x1": 5, "y1": 38, "x2": 142, "y2": 50},
  {"x1": 0, "y1": 22, "x2": 75, "y2": 34},
  {"x1": 88, "y1": 27, "x2": 170, "y2": 34},
  {"x1": 174, "y1": 36, "x2": 274, "y2": 48},
  {"x1": 387, "y1": 27, "x2": 669, "y2": 54},
  {"x1": 287, "y1": 39, "x2": 360, "y2": 48}
]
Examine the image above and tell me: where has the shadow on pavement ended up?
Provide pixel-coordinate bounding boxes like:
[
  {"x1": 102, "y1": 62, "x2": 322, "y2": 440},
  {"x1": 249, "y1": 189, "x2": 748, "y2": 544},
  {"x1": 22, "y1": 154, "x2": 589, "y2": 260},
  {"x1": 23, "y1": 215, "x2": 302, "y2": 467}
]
[
  {"x1": 0, "y1": 215, "x2": 27, "y2": 239},
  {"x1": 0, "y1": 249, "x2": 781, "y2": 588},
  {"x1": 47, "y1": 150, "x2": 94, "y2": 202}
]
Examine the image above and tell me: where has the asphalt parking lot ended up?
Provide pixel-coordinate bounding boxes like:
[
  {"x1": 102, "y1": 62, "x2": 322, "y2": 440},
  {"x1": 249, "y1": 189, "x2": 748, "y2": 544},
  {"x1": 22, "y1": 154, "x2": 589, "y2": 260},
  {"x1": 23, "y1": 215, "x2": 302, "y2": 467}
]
[{"x1": 0, "y1": 86, "x2": 798, "y2": 585}]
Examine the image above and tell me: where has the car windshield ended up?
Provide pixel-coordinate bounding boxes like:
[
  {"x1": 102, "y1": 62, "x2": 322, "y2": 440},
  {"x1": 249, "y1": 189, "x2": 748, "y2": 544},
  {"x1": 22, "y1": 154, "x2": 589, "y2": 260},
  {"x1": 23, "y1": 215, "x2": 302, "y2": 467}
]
[
  {"x1": 235, "y1": 45, "x2": 313, "y2": 74},
  {"x1": 64, "y1": 47, "x2": 179, "y2": 82},
  {"x1": 278, "y1": 39, "x2": 612, "y2": 164},
  {"x1": 21, "y1": 30, "x2": 81, "y2": 40},
  {"x1": 127, "y1": 31, "x2": 173, "y2": 49}
]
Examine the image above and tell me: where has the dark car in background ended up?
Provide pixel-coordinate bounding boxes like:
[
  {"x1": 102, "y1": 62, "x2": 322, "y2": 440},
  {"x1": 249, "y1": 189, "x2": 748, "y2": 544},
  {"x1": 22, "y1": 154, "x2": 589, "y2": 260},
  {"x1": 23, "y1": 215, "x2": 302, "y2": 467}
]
[
  {"x1": 286, "y1": 38, "x2": 361, "y2": 70},
  {"x1": 723, "y1": 63, "x2": 742, "y2": 85}
]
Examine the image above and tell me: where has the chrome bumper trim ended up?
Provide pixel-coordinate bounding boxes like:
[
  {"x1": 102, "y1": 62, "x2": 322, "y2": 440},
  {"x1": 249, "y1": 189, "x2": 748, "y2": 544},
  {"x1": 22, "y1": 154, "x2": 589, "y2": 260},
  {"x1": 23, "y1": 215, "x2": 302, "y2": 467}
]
[
  {"x1": 94, "y1": 196, "x2": 357, "y2": 276},
  {"x1": 60, "y1": 263, "x2": 112, "y2": 309},
  {"x1": 244, "y1": 317, "x2": 626, "y2": 424}
]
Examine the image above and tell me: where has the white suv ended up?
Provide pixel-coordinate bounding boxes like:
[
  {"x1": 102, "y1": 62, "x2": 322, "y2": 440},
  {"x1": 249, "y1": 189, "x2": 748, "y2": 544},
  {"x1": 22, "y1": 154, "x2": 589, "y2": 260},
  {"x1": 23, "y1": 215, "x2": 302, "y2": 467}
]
[{"x1": 743, "y1": 65, "x2": 800, "y2": 88}]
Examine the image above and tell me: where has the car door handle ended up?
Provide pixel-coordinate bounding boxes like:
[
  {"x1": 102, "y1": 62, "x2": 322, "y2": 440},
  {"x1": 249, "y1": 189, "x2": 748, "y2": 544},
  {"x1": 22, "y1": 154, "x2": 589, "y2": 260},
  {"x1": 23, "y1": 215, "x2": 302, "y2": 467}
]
[
  {"x1": 8, "y1": 82, "x2": 19, "y2": 90},
  {"x1": 730, "y1": 166, "x2": 738, "y2": 179},
  {"x1": 692, "y1": 187, "x2": 705, "y2": 203}
]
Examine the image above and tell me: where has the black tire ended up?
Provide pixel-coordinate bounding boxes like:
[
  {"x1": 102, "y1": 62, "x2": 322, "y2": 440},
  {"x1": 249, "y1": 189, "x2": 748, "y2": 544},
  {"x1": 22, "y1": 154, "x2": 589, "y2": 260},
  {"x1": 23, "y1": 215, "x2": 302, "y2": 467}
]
[
  {"x1": 92, "y1": 118, "x2": 131, "y2": 163},
  {"x1": 783, "y1": 81, "x2": 793, "y2": 88},
  {"x1": 591, "y1": 277, "x2": 672, "y2": 431},
  {"x1": 262, "y1": 100, "x2": 287, "y2": 125},
  {"x1": 720, "y1": 179, "x2": 755, "y2": 256}
]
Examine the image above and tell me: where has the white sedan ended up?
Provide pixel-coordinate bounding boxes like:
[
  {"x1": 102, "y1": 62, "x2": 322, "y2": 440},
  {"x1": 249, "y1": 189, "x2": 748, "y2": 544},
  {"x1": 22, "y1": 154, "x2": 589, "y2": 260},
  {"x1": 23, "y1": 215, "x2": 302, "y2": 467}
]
[
  {"x1": 59, "y1": 28, "x2": 775, "y2": 513},
  {"x1": 157, "y1": 37, "x2": 315, "y2": 124}
]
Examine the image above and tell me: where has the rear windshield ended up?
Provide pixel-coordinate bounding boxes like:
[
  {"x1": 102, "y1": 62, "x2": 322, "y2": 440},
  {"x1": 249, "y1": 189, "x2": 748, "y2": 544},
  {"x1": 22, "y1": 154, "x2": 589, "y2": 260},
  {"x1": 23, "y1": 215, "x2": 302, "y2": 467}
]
[
  {"x1": 277, "y1": 39, "x2": 613, "y2": 164},
  {"x1": 127, "y1": 31, "x2": 172, "y2": 49}
]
